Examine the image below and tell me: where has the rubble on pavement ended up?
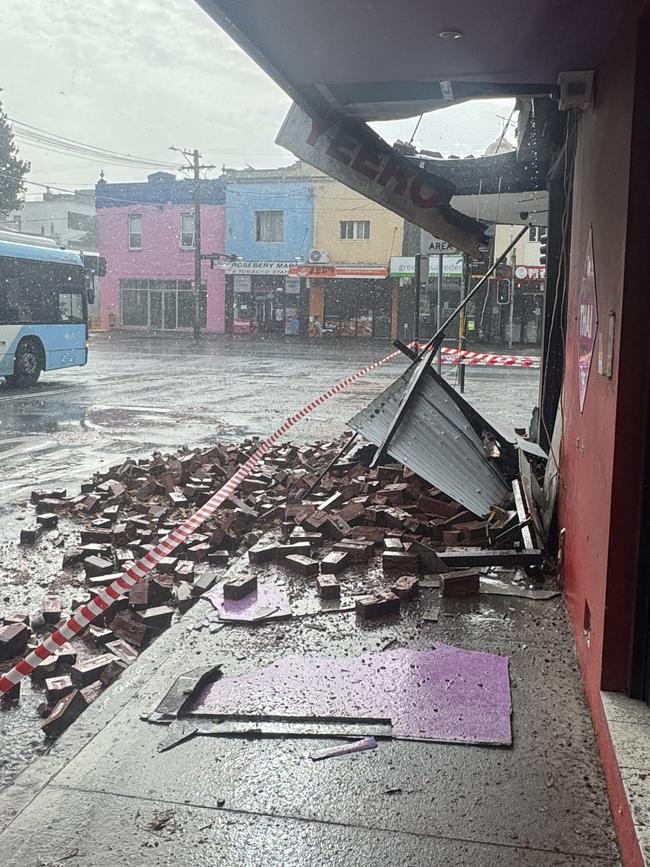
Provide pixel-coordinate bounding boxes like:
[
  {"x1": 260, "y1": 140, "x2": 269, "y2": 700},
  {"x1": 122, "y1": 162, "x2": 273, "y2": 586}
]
[{"x1": 3, "y1": 432, "x2": 547, "y2": 738}]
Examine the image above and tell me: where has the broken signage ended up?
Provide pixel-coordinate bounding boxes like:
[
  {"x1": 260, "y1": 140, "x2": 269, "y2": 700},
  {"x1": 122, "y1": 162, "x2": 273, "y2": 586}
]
[{"x1": 276, "y1": 102, "x2": 488, "y2": 255}]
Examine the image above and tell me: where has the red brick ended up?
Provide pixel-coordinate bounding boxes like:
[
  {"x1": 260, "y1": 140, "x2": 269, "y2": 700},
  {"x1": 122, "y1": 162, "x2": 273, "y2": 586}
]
[
  {"x1": 223, "y1": 574, "x2": 257, "y2": 600},
  {"x1": 42, "y1": 689, "x2": 86, "y2": 738},
  {"x1": 316, "y1": 574, "x2": 341, "y2": 599},
  {"x1": 381, "y1": 550, "x2": 419, "y2": 574},
  {"x1": 80, "y1": 680, "x2": 104, "y2": 706},
  {"x1": 355, "y1": 592, "x2": 401, "y2": 620},
  {"x1": 71, "y1": 653, "x2": 118, "y2": 687},
  {"x1": 208, "y1": 550, "x2": 230, "y2": 567},
  {"x1": 0, "y1": 622, "x2": 31, "y2": 660},
  {"x1": 110, "y1": 613, "x2": 148, "y2": 647},
  {"x1": 45, "y1": 675, "x2": 74, "y2": 704},
  {"x1": 390, "y1": 575, "x2": 419, "y2": 601},
  {"x1": 439, "y1": 569, "x2": 480, "y2": 597},
  {"x1": 284, "y1": 555, "x2": 319, "y2": 577},
  {"x1": 320, "y1": 550, "x2": 350, "y2": 574},
  {"x1": 105, "y1": 639, "x2": 139, "y2": 665},
  {"x1": 443, "y1": 530, "x2": 462, "y2": 546},
  {"x1": 20, "y1": 524, "x2": 43, "y2": 544},
  {"x1": 83, "y1": 555, "x2": 115, "y2": 578},
  {"x1": 134, "y1": 605, "x2": 174, "y2": 631},
  {"x1": 174, "y1": 560, "x2": 195, "y2": 582},
  {"x1": 248, "y1": 543, "x2": 277, "y2": 564}
]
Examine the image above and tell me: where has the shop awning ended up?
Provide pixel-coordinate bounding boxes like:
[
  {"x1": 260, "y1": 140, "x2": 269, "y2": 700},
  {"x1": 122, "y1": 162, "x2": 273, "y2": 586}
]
[{"x1": 196, "y1": 0, "x2": 623, "y2": 122}]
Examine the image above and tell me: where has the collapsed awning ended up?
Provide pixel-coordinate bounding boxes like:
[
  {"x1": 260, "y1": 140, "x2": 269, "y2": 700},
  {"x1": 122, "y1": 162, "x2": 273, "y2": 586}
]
[{"x1": 348, "y1": 360, "x2": 516, "y2": 517}]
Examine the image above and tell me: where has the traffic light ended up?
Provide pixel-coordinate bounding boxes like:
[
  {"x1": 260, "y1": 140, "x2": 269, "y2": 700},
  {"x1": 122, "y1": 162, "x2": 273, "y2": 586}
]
[
  {"x1": 497, "y1": 279, "x2": 511, "y2": 305},
  {"x1": 97, "y1": 256, "x2": 107, "y2": 277},
  {"x1": 539, "y1": 233, "x2": 548, "y2": 266}
]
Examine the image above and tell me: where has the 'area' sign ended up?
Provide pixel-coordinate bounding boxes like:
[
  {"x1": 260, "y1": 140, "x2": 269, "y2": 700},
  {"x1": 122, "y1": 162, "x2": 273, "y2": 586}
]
[{"x1": 578, "y1": 228, "x2": 597, "y2": 412}]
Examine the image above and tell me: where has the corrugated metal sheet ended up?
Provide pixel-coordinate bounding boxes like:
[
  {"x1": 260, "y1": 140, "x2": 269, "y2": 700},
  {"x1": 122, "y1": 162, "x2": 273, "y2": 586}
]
[{"x1": 349, "y1": 366, "x2": 510, "y2": 517}]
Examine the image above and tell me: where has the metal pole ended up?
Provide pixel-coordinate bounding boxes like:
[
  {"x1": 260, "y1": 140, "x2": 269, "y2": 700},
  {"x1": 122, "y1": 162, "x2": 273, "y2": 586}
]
[
  {"x1": 458, "y1": 257, "x2": 468, "y2": 394},
  {"x1": 436, "y1": 253, "x2": 443, "y2": 374},
  {"x1": 413, "y1": 254, "x2": 422, "y2": 343},
  {"x1": 508, "y1": 247, "x2": 516, "y2": 349},
  {"x1": 193, "y1": 148, "x2": 202, "y2": 341}
]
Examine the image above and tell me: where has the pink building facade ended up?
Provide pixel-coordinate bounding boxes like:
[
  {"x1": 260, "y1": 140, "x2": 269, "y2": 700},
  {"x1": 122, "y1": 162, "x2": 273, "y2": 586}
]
[{"x1": 96, "y1": 172, "x2": 226, "y2": 334}]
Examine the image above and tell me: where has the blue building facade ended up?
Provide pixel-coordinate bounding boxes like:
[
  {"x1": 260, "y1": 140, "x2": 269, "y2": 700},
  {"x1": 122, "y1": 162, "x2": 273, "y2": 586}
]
[
  {"x1": 225, "y1": 181, "x2": 313, "y2": 261},
  {"x1": 224, "y1": 180, "x2": 314, "y2": 335}
]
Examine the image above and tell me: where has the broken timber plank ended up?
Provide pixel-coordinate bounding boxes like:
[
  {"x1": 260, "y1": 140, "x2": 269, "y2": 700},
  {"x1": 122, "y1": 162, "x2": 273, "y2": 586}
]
[
  {"x1": 512, "y1": 478, "x2": 535, "y2": 551},
  {"x1": 438, "y1": 549, "x2": 543, "y2": 568}
]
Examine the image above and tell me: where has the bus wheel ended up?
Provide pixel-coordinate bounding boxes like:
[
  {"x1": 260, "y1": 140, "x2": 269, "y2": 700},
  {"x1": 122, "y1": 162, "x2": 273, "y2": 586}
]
[{"x1": 7, "y1": 339, "x2": 43, "y2": 387}]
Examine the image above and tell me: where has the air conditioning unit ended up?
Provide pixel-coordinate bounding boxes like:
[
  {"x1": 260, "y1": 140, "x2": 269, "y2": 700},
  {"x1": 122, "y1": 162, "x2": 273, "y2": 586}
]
[
  {"x1": 308, "y1": 248, "x2": 330, "y2": 264},
  {"x1": 557, "y1": 71, "x2": 594, "y2": 110}
]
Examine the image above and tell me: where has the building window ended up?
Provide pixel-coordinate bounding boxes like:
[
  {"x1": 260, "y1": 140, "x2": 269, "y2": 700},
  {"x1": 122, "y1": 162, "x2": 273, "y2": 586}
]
[
  {"x1": 340, "y1": 220, "x2": 370, "y2": 240},
  {"x1": 180, "y1": 214, "x2": 195, "y2": 249},
  {"x1": 67, "y1": 211, "x2": 95, "y2": 232},
  {"x1": 528, "y1": 225, "x2": 546, "y2": 242},
  {"x1": 128, "y1": 214, "x2": 142, "y2": 249},
  {"x1": 256, "y1": 210, "x2": 284, "y2": 242}
]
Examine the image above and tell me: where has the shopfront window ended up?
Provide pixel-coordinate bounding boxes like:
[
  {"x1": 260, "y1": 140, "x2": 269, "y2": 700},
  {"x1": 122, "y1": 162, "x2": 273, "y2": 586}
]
[{"x1": 119, "y1": 278, "x2": 206, "y2": 329}]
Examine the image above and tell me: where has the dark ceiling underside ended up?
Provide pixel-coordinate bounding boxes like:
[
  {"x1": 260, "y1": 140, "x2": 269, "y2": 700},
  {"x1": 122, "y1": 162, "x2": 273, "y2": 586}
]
[{"x1": 198, "y1": 0, "x2": 625, "y2": 119}]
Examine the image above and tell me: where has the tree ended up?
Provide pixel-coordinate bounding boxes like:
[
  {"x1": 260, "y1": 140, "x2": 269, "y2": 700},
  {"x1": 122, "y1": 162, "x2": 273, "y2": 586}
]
[{"x1": 0, "y1": 98, "x2": 29, "y2": 216}]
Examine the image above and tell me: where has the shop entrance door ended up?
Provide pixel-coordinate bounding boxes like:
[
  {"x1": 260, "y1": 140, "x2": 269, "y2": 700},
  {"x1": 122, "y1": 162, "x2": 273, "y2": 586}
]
[
  {"x1": 150, "y1": 291, "x2": 163, "y2": 330},
  {"x1": 150, "y1": 290, "x2": 178, "y2": 330},
  {"x1": 164, "y1": 291, "x2": 177, "y2": 330}
]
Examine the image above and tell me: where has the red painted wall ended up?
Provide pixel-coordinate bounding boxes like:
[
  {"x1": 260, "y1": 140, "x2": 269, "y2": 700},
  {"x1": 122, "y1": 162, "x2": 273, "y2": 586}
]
[{"x1": 558, "y1": 4, "x2": 650, "y2": 864}]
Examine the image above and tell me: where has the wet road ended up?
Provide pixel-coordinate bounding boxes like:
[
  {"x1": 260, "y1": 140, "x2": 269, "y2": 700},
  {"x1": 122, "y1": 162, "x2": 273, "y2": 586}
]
[{"x1": 0, "y1": 333, "x2": 540, "y2": 511}]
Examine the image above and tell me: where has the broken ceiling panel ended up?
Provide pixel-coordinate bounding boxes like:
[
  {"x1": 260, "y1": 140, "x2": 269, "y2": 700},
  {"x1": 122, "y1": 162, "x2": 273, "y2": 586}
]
[
  {"x1": 192, "y1": 645, "x2": 512, "y2": 746},
  {"x1": 348, "y1": 365, "x2": 512, "y2": 517}
]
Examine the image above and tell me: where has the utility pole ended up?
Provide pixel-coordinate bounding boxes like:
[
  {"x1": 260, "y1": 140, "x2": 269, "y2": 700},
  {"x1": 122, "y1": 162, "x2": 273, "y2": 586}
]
[
  {"x1": 436, "y1": 253, "x2": 443, "y2": 374},
  {"x1": 192, "y1": 149, "x2": 202, "y2": 340},
  {"x1": 170, "y1": 146, "x2": 215, "y2": 340},
  {"x1": 509, "y1": 247, "x2": 516, "y2": 349},
  {"x1": 414, "y1": 254, "x2": 422, "y2": 344},
  {"x1": 413, "y1": 253, "x2": 429, "y2": 345},
  {"x1": 458, "y1": 254, "x2": 470, "y2": 394}
]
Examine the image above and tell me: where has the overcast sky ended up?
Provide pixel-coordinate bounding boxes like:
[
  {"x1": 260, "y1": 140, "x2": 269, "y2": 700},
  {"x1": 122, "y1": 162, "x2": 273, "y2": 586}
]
[{"x1": 1, "y1": 0, "x2": 515, "y2": 195}]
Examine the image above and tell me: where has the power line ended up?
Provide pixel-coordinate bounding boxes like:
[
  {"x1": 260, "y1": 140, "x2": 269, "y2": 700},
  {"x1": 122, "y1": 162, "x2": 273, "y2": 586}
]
[{"x1": 10, "y1": 118, "x2": 180, "y2": 170}]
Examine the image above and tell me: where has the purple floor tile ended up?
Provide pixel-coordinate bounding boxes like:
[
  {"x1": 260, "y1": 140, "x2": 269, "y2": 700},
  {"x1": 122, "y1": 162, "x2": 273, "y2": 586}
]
[
  {"x1": 193, "y1": 643, "x2": 512, "y2": 746},
  {"x1": 204, "y1": 576, "x2": 291, "y2": 623}
]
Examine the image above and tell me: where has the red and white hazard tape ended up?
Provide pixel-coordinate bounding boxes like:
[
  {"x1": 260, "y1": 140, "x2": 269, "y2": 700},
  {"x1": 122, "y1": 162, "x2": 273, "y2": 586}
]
[
  {"x1": 439, "y1": 347, "x2": 540, "y2": 368},
  {"x1": 0, "y1": 345, "x2": 407, "y2": 695}
]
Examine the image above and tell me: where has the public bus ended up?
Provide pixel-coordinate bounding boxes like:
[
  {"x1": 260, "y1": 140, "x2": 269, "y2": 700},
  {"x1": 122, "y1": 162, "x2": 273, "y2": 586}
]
[{"x1": 0, "y1": 232, "x2": 96, "y2": 387}]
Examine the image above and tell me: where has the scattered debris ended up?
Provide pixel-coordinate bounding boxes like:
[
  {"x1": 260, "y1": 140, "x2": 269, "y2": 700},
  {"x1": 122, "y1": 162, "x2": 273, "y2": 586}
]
[
  {"x1": 3, "y1": 428, "x2": 552, "y2": 746},
  {"x1": 144, "y1": 809, "x2": 176, "y2": 833},
  {"x1": 310, "y1": 736, "x2": 378, "y2": 761}
]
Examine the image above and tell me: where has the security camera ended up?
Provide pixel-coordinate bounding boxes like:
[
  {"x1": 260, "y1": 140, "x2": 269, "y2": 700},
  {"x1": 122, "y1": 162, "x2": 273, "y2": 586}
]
[{"x1": 519, "y1": 211, "x2": 529, "y2": 221}]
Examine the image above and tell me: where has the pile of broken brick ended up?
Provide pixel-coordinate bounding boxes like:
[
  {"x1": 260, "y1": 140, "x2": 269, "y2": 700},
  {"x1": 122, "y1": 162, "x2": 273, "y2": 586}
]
[{"x1": 1, "y1": 435, "x2": 539, "y2": 738}]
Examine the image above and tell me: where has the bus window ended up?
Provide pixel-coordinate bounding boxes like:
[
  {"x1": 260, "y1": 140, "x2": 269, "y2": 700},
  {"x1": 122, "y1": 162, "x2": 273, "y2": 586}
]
[{"x1": 58, "y1": 291, "x2": 85, "y2": 324}]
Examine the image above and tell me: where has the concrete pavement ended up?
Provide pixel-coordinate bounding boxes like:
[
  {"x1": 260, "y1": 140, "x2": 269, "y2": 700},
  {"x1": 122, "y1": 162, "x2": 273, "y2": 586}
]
[{"x1": 0, "y1": 583, "x2": 620, "y2": 865}]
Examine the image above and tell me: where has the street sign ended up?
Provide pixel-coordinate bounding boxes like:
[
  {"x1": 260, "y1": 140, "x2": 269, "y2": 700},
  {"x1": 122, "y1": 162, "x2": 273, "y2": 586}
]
[
  {"x1": 578, "y1": 228, "x2": 597, "y2": 412},
  {"x1": 420, "y1": 230, "x2": 459, "y2": 256},
  {"x1": 390, "y1": 256, "x2": 463, "y2": 278}
]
